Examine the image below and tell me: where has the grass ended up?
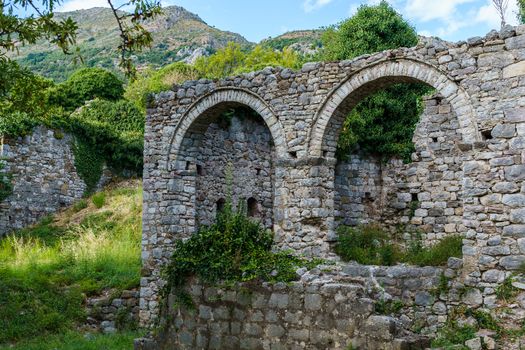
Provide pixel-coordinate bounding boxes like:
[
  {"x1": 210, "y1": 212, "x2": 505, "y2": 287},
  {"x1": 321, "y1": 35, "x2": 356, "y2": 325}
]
[
  {"x1": 0, "y1": 330, "x2": 144, "y2": 350},
  {"x1": 0, "y1": 180, "x2": 142, "y2": 347},
  {"x1": 335, "y1": 224, "x2": 463, "y2": 266}
]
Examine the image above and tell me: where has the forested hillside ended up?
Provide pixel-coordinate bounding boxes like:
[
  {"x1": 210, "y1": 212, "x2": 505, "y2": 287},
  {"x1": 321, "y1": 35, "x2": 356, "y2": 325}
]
[{"x1": 11, "y1": 6, "x2": 251, "y2": 81}]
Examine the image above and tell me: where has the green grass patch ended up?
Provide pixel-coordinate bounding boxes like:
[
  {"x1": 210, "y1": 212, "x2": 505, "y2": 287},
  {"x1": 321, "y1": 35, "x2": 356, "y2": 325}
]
[
  {"x1": 92, "y1": 192, "x2": 107, "y2": 208},
  {"x1": 0, "y1": 330, "x2": 144, "y2": 350},
  {"x1": 431, "y1": 321, "x2": 476, "y2": 349},
  {"x1": 0, "y1": 183, "x2": 142, "y2": 345},
  {"x1": 335, "y1": 224, "x2": 463, "y2": 266}
]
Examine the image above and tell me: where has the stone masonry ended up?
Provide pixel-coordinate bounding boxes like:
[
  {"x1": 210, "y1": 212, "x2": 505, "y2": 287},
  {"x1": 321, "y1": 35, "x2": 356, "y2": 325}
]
[
  {"x1": 140, "y1": 24, "x2": 525, "y2": 346},
  {"x1": 0, "y1": 126, "x2": 99, "y2": 235}
]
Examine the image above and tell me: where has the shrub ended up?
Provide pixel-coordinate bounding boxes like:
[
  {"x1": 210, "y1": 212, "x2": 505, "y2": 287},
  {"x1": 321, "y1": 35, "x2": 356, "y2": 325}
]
[
  {"x1": 163, "y1": 202, "x2": 321, "y2": 306},
  {"x1": 431, "y1": 321, "x2": 477, "y2": 348},
  {"x1": 48, "y1": 68, "x2": 124, "y2": 111},
  {"x1": 321, "y1": 1, "x2": 432, "y2": 161},
  {"x1": 334, "y1": 225, "x2": 463, "y2": 267},
  {"x1": 72, "y1": 139, "x2": 104, "y2": 195},
  {"x1": 334, "y1": 225, "x2": 401, "y2": 265},
  {"x1": 124, "y1": 62, "x2": 199, "y2": 112},
  {"x1": 70, "y1": 99, "x2": 145, "y2": 174},
  {"x1": 92, "y1": 192, "x2": 106, "y2": 209},
  {"x1": 404, "y1": 235, "x2": 463, "y2": 266},
  {"x1": 72, "y1": 199, "x2": 88, "y2": 212}
]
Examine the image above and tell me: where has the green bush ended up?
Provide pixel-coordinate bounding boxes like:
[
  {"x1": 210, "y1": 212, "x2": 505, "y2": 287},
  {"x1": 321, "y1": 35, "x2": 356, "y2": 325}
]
[
  {"x1": 321, "y1": 1, "x2": 432, "y2": 161},
  {"x1": 163, "y1": 202, "x2": 321, "y2": 305},
  {"x1": 48, "y1": 67, "x2": 124, "y2": 111},
  {"x1": 405, "y1": 235, "x2": 463, "y2": 266},
  {"x1": 124, "y1": 62, "x2": 199, "y2": 112},
  {"x1": 335, "y1": 225, "x2": 401, "y2": 265},
  {"x1": 72, "y1": 199, "x2": 88, "y2": 212},
  {"x1": 334, "y1": 225, "x2": 463, "y2": 267},
  {"x1": 70, "y1": 99, "x2": 145, "y2": 174},
  {"x1": 431, "y1": 321, "x2": 477, "y2": 349},
  {"x1": 92, "y1": 192, "x2": 106, "y2": 209}
]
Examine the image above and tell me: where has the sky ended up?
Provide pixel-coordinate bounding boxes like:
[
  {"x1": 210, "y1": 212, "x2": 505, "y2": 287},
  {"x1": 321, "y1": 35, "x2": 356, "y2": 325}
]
[{"x1": 54, "y1": 0, "x2": 520, "y2": 43}]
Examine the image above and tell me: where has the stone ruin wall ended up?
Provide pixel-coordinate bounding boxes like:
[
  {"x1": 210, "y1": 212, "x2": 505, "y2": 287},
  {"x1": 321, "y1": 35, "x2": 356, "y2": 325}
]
[
  {"x1": 0, "y1": 126, "x2": 110, "y2": 236},
  {"x1": 0, "y1": 127, "x2": 83, "y2": 235},
  {"x1": 335, "y1": 94, "x2": 464, "y2": 244},
  {"x1": 139, "y1": 25, "x2": 525, "y2": 347},
  {"x1": 184, "y1": 114, "x2": 274, "y2": 229}
]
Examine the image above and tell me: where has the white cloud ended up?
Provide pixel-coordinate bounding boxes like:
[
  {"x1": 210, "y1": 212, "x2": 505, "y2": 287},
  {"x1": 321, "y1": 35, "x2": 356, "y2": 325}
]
[
  {"x1": 58, "y1": 0, "x2": 109, "y2": 12},
  {"x1": 404, "y1": 0, "x2": 477, "y2": 22},
  {"x1": 475, "y1": 0, "x2": 519, "y2": 28},
  {"x1": 303, "y1": 0, "x2": 334, "y2": 13}
]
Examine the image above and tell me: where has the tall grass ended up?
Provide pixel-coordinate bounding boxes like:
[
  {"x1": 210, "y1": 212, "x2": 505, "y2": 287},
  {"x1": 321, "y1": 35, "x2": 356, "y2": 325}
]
[{"x1": 0, "y1": 183, "x2": 142, "y2": 345}]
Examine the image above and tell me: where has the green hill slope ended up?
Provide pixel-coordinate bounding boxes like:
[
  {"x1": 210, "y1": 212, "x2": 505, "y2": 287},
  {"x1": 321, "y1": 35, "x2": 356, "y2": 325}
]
[
  {"x1": 0, "y1": 180, "x2": 143, "y2": 349},
  {"x1": 11, "y1": 6, "x2": 251, "y2": 81}
]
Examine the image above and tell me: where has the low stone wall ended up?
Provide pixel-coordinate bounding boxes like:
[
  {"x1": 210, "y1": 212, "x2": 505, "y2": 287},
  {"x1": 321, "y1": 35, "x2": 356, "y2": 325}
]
[
  {"x1": 86, "y1": 289, "x2": 140, "y2": 333},
  {"x1": 135, "y1": 261, "x2": 472, "y2": 350},
  {"x1": 0, "y1": 126, "x2": 109, "y2": 236}
]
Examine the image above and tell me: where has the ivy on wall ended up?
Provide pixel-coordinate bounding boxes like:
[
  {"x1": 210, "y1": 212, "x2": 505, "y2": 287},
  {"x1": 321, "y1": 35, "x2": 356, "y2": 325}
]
[{"x1": 72, "y1": 139, "x2": 104, "y2": 195}]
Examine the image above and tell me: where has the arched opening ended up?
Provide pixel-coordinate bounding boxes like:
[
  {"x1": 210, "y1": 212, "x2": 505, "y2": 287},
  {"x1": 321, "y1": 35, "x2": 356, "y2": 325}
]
[
  {"x1": 311, "y1": 60, "x2": 476, "y2": 247},
  {"x1": 175, "y1": 100, "x2": 276, "y2": 230}
]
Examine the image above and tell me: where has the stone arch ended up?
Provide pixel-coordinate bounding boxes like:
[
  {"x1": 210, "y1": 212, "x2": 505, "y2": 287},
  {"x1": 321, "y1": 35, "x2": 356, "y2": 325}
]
[
  {"x1": 308, "y1": 58, "x2": 480, "y2": 157},
  {"x1": 167, "y1": 88, "x2": 287, "y2": 169}
]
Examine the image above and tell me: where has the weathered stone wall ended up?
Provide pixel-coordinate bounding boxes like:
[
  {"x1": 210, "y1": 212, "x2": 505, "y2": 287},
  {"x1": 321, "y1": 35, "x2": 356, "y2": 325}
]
[
  {"x1": 86, "y1": 288, "x2": 140, "y2": 334},
  {"x1": 190, "y1": 114, "x2": 274, "y2": 228},
  {"x1": 0, "y1": 127, "x2": 86, "y2": 235},
  {"x1": 334, "y1": 95, "x2": 464, "y2": 244},
  {"x1": 141, "y1": 25, "x2": 525, "y2": 329},
  {"x1": 135, "y1": 261, "x2": 471, "y2": 350}
]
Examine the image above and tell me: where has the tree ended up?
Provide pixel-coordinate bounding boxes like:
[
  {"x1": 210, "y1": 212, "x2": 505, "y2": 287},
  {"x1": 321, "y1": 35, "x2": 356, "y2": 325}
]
[
  {"x1": 493, "y1": 0, "x2": 509, "y2": 27},
  {"x1": 48, "y1": 67, "x2": 124, "y2": 111},
  {"x1": 0, "y1": 0, "x2": 78, "y2": 60},
  {"x1": 321, "y1": 1, "x2": 431, "y2": 162},
  {"x1": 1, "y1": 0, "x2": 161, "y2": 77},
  {"x1": 107, "y1": 0, "x2": 162, "y2": 77},
  {"x1": 519, "y1": 0, "x2": 525, "y2": 24}
]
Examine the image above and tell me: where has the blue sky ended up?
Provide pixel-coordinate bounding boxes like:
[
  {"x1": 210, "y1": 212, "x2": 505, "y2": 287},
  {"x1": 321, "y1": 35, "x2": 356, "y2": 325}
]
[{"x1": 55, "y1": 0, "x2": 519, "y2": 43}]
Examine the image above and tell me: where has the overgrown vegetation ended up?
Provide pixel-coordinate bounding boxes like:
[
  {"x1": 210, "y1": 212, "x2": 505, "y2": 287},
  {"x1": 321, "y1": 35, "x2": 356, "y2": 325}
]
[
  {"x1": 163, "y1": 202, "x2": 322, "y2": 308},
  {"x1": 334, "y1": 224, "x2": 463, "y2": 266},
  {"x1": 431, "y1": 320, "x2": 477, "y2": 349},
  {"x1": 321, "y1": 1, "x2": 432, "y2": 161},
  {"x1": 0, "y1": 182, "x2": 142, "y2": 346}
]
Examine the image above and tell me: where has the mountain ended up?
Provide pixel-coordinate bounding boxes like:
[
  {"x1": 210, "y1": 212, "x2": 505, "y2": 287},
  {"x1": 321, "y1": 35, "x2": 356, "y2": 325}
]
[
  {"x1": 261, "y1": 29, "x2": 324, "y2": 56},
  {"x1": 11, "y1": 6, "x2": 251, "y2": 81}
]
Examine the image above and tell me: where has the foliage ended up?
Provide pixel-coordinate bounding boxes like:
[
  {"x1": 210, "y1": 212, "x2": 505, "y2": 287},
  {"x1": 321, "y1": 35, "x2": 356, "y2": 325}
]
[
  {"x1": 517, "y1": 0, "x2": 525, "y2": 24},
  {"x1": 72, "y1": 199, "x2": 88, "y2": 212},
  {"x1": 374, "y1": 298, "x2": 404, "y2": 315},
  {"x1": 0, "y1": 330, "x2": 144, "y2": 350},
  {"x1": 405, "y1": 235, "x2": 463, "y2": 266},
  {"x1": 0, "y1": 160, "x2": 13, "y2": 201},
  {"x1": 72, "y1": 139, "x2": 104, "y2": 195},
  {"x1": 0, "y1": 0, "x2": 78, "y2": 60},
  {"x1": 431, "y1": 320, "x2": 476, "y2": 349},
  {"x1": 335, "y1": 224, "x2": 463, "y2": 267},
  {"x1": 163, "y1": 202, "x2": 321, "y2": 306},
  {"x1": 468, "y1": 309, "x2": 501, "y2": 332},
  {"x1": 92, "y1": 192, "x2": 106, "y2": 208},
  {"x1": 496, "y1": 276, "x2": 520, "y2": 301},
  {"x1": 0, "y1": 61, "x2": 57, "y2": 137},
  {"x1": 321, "y1": 1, "x2": 432, "y2": 161},
  {"x1": 194, "y1": 42, "x2": 301, "y2": 79},
  {"x1": 336, "y1": 84, "x2": 431, "y2": 162},
  {"x1": 105, "y1": 0, "x2": 162, "y2": 77},
  {"x1": 48, "y1": 67, "x2": 124, "y2": 111},
  {"x1": 70, "y1": 98, "x2": 145, "y2": 174},
  {"x1": 0, "y1": 182, "x2": 142, "y2": 344},
  {"x1": 125, "y1": 62, "x2": 199, "y2": 111},
  {"x1": 335, "y1": 225, "x2": 401, "y2": 265}
]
